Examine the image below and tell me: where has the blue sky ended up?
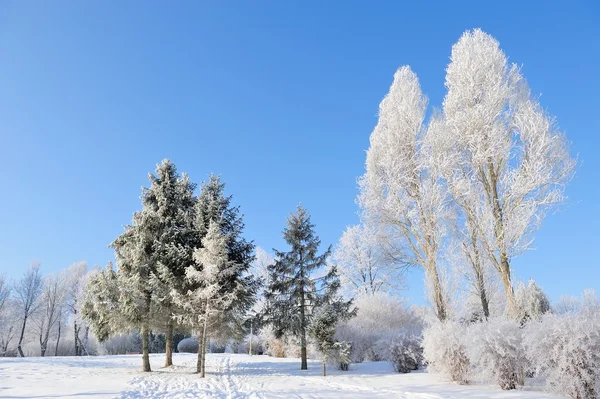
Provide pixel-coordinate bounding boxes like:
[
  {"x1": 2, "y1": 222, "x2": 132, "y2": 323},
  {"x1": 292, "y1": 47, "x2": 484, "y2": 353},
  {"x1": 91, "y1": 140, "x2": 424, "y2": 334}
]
[{"x1": 0, "y1": 1, "x2": 598, "y2": 305}]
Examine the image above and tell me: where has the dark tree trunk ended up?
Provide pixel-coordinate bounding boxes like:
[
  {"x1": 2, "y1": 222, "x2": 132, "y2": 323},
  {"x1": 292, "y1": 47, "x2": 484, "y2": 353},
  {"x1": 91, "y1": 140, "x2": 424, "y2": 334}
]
[
  {"x1": 17, "y1": 315, "x2": 28, "y2": 357},
  {"x1": 74, "y1": 321, "x2": 79, "y2": 356},
  {"x1": 55, "y1": 321, "x2": 62, "y2": 356},
  {"x1": 300, "y1": 264, "x2": 308, "y2": 370},
  {"x1": 164, "y1": 320, "x2": 173, "y2": 367},
  {"x1": 141, "y1": 323, "x2": 151, "y2": 372}
]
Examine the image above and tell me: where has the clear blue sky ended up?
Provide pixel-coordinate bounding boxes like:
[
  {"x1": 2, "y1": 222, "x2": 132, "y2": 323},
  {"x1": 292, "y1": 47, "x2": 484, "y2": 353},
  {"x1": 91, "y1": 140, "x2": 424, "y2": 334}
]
[{"x1": 1, "y1": 1, "x2": 598, "y2": 305}]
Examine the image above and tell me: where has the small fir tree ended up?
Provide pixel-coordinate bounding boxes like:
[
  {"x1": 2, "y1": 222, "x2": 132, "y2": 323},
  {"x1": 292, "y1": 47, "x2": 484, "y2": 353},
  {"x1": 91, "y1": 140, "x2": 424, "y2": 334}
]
[{"x1": 265, "y1": 205, "x2": 349, "y2": 370}]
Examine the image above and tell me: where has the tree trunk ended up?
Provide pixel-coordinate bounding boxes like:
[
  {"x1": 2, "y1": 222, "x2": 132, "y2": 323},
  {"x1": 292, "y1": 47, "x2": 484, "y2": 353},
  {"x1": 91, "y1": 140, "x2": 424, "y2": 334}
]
[
  {"x1": 74, "y1": 320, "x2": 79, "y2": 356},
  {"x1": 200, "y1": 304, "x2": 209, "y2": 378},
  {"x1": 164, "y1": 320, "x2": 173, "y2": 367},
  {"x1": 486, "y1": 162, "x2": 518, "y2": 319},
  {"x1": 300, "y1": 261, "x2": 308, "y2": 370},
  {"x1": 467, "y1": 218, "x2": 490, "y2": 319},
  {"x1": 196, "y1": 330, "x2": 203, "y2": 374},
  {"x1": 477, "y1": 272, "x2": 490, "y2": 319},
  {"x1": 201, "y1": 333, "x2": 208, "y2": 378},
  {"x1": 428, "y1": 265, "x2": 447, "y2": 322},
  {"x1": 322, "y1": 360, "x2": 326, "y2": 376},
  {"x1": 55, "y1": 321, "x2": 61, "y2": 356},
  {"x1": 500, "y1": 258, "x2": 518, "y2": 318},
  {"x1": 81, "y1": 326, "x2": 89, "y2": 356},
  {"x1": 141, "y1": 323, "x2": 151, "y2": 372},
  {"x1": 17, "y1": 315, "x2": 28, "y2": 357}
]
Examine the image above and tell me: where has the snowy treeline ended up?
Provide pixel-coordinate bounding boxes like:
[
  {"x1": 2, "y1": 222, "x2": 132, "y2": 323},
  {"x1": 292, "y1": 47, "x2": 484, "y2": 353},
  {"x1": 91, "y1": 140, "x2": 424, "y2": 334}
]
[{"x1": 0, "y1": 262, "x2": 96, "y2": 358}]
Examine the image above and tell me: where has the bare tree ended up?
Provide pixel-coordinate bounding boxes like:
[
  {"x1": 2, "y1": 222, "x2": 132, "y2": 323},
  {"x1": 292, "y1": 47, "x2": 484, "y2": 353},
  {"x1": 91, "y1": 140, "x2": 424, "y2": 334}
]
[
  {"x1": 332, "y1": 224, "x2": 404, "y2": 297},
  {"x1": 35, "y1": 272, "x2": 67, "y2": 356},
  {"x1": 0, "y1": 275, "x2": 16, "y2": 356},
  {"x1": 14, "y1": 263, "x2": 43, "y2": 357},
  {"x1": 0, "y1": 275, "x2": 10, "y2": 318},
  {"x1": 428, "y1": 29, "x2": 575, "y2": 317},
  {"x1": 359, "y1": 66, "x2": 451, "y2": 321},
  {"x1": 65, "y1": 262, "x2": 88, "y2": 356}
]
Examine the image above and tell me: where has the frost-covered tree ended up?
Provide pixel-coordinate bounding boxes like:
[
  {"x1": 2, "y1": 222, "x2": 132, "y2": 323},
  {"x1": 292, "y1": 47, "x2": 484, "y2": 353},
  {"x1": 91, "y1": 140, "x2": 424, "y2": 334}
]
[
  {"x1": 173, "y1": 221, "x2": 244, "y2": 377},
  {"x1": 428, "y1": 29, "x2": 575, "y2": 317},
  {"x1": 94, "y1": 159, "x2": 197, "y2": 371},
  {"x1": 515, "y1": 279, "x2": 551, "y2": 324},
  {"x1": 359, "y1": 66, "x2": 450, "y2": 321},
  {"x1": 110, "y1": 211, "x2": 157, "y2": 372},
  {"x1": 247, "y1": 246, "x2": 274, "y2": 337},
  {"x1": 143, "y1": 160, "x2": 196, "y2": 367},
  {"x1": 0, "y1": 275, "x2": 16, "y2": 356},
  {"x1": 187, "y1": 175, "x2": 258, "y2": 350},
  {"x1": 0, "y1": 300, "x2": 18, "y2": 357},
  {"x1": 0, "y1": 275, "x2": 9, "y2": 318},
  {"x1": 82, "y1": 263, "x2": 123, "y2": 344},
  {"x1": 14, "y1": 263, "x2": 43, "y2": 357},
  {"x1": 64, "y1": 262, "x2": 89, "y2": 356},
  {"x1": 332, "y1": 224, "x2": 404, "y2": 297},
  {"x1": 308, "y1": 298, "x2": 355, "y2": 376},
  {"x1": 265, "y1": 205, "x2": 348, "y2": 370},
  {"x1": 35, "y1": 272, "x2": 67, "y2": 356}
]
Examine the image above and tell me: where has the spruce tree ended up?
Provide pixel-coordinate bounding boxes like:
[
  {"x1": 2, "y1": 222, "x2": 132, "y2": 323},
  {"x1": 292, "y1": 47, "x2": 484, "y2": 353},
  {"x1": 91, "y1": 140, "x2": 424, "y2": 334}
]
[
  {"x1": 145, "y1": 160, "x2": 196, "y2": 367},
  {"x1": 84, "y1": 159, "x2": 195, "y2": 372},
  {"x1": 192, "y1": 175, "x2": 258, "y2": 340},
  {"x1": 170, "y1": 174, "x2": 259, "y2": 373},
  {"x1": 265, "y1": 205, "x2": 345, "y2": 370},
  {"x1": 173, "y1": 221, "x2": 244, "y2": 377}
]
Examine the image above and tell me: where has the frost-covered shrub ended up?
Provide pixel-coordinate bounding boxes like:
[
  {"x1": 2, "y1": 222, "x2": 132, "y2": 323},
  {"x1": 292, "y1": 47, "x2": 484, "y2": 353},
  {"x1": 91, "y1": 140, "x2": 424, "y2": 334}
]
[
  {"x1": 335, "y1": 293, "x2": 424, "y2": 363},
  {"x1": 422, "y1": 320, "x2": 470, "y2": 384},
  {"x1": 525, "y1": 291, "x2": 600, "y2": 399},
  {"x1": 515, "y1": 279, "x2": 551, "y2": 324},
  {"x1": 233, "y1": 334, "x2": 264, "y2": 355},
  {"x1": 468, "y1": 318, "x2": 527, "y2": 390},
  {"x1": 376, "y1": 330, "x2": 422, "y2": 373},
  {"x1": 177, "y1": 337, "x2": 198, "y2": 353},
  {"x1": 259, "y1": 326, "x2": 286, "y2": 357}
]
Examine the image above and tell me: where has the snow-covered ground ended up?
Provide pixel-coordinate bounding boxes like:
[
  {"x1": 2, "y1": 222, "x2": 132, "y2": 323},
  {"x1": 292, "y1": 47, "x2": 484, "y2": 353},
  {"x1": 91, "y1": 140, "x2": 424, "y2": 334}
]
[{"x1": 0, "y1": 353, "x2": 561, "y2": 399}]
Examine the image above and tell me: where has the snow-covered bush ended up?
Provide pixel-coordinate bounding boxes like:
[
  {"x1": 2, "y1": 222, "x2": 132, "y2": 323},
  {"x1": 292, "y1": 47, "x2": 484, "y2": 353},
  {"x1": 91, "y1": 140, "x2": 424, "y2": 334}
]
[
  {"x1": 177, "y1": 337, "x2": 198, "y2": 353},
  {"x1": 376, "y1": 330, "x2": 422, "y2": 373},
  {"x1": 233, "y1": 334, "x2": 264, "y2": 355},
  {"x1": 335, "y1": 293, "x2": 423, "y2": 363},
  {"x1": 468, "y1": 318, "x2": 527, "y2": 390},
  {"x1": 515, "y1": 279, "x2": 551, "y2": 324},
  {"x1": 422, "y1": 320, "x2": 470, "y2": 384},
  {"x1": 524, "y1": 291, "x2": 600, "y2": 399},
  {"x1": 259, "y1": 326, "x2": 286, "y2": 357}
]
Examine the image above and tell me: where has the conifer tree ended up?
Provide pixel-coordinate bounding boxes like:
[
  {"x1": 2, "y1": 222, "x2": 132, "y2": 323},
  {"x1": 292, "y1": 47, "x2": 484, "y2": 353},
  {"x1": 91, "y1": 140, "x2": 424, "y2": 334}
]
[
  {"x1": 184, "y1": 174, "x2": 258, "y2": 367},
  {"x1": 145, "y1": 160, "x2": 196, "y2": 367},
  {"x1": 265, "y1": 205, "x2": 347, "y2": 370},
  {"x1": 173, "y1": 221, "x2": 244, "y2": 377},
  {"x1": 84, "y1": 159, "x2": 195, "y2": 372},
  {"x1": 81, "y1": 262, "x2": 123, "y2": 343}
]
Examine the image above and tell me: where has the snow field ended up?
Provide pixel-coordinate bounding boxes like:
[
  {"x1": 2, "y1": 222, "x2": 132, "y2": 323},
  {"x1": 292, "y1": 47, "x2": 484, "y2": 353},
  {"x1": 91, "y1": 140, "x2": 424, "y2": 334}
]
[{"x1": 0, "y1": 353, "x2": 563, "y2": 399}]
